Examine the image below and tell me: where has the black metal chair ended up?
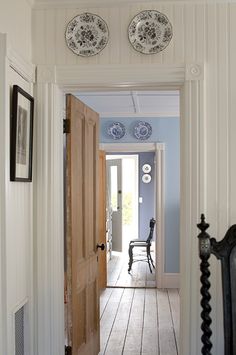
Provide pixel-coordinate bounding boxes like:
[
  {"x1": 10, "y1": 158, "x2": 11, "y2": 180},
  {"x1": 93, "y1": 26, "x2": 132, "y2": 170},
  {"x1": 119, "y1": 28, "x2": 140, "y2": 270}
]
[
  {"x1": 197, "y1": 214, "x2": 236, "y2": 355},
  {"x1": 128, "y1": 218, "x2": 156, "y2": 273}
]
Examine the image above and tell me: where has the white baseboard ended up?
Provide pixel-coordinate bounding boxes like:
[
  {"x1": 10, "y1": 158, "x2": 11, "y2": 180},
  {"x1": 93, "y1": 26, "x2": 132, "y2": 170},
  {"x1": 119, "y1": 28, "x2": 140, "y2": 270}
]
[{"x1": 162, "y1": 273, "x2": 180, "y2": 288}]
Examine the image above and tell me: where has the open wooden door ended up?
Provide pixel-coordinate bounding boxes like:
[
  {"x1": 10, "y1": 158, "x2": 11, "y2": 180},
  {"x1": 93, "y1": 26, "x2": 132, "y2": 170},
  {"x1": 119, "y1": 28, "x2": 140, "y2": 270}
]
[
  {"x1": 65, "y1": 94, "x2": 101, "y2": 355},
  {"x1": 98, "y1": 150, "x2": 107, "y2": 290}
]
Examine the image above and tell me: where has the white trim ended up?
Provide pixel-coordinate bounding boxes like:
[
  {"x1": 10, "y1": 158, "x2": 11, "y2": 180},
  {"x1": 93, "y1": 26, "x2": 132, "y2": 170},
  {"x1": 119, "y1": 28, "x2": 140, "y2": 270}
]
[
  {"x1": 162, "y1": 273, "x2": 180, "y2": 289},
  {"x1": 33, "y1": 0, "x2": 235, "y2": 10},
  {"x1": 131, "y1": 91, "x2": 140, "y2": 114},
  {"x1": 34, "y1": 83, "x2": 64, "y2": 355},
  {"x1": 55, "y1": 64, "x2": 185, "y2": 90},
  {"x1": 100, "y1": 142, "x2": 165, "y2": 289},
  {"x1": 155, "y1": 143, "x2": 165, "y2": 289},
  {"x1": 100, "y1": 112, "x2": 179, "y2": 118},
  {"x1": 7, "y1": 46, "x2": 35, "y2": 83},
  {"x1": 0, "y1": 33, "x2": 7, "y2": 355},
  {"x1": 100, "y1": 142, "x2": 164, "y2": 152}
]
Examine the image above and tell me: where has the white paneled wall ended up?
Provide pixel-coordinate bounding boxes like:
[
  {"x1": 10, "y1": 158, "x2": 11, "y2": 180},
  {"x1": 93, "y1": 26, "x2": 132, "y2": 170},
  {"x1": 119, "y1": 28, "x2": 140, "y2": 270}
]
[
  {"x1": 0, "y1": 33, "x2": 35, "y2": 355},
  {"x1": 0, "y1": 0, "x2": 32, "y2": 60},
  {"x1": 32, "y1": 2, "x2": 236, "y2": 355},
  {"x1": 6, "y1": 68, "x2": 35, "y2": 355}
]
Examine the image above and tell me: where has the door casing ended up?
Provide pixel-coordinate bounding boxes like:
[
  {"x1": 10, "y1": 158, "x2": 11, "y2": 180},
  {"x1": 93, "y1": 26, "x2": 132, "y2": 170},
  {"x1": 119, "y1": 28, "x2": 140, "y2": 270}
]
[
  {"x1": 101, "y1": 142, "x2": 165, "y2": 289},
  {"x1": 35, "y1": 63, "x2": 205, "y2": 355}
]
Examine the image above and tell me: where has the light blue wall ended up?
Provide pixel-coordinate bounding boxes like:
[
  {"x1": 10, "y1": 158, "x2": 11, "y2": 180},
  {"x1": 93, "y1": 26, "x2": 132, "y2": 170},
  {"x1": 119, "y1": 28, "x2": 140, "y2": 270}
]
[
  {"x1": 138, "y1": 152, "x2": 155, "y2": 239},
  {"x1": 100, "y1": 117, "x2": 180, "y2": 273}
]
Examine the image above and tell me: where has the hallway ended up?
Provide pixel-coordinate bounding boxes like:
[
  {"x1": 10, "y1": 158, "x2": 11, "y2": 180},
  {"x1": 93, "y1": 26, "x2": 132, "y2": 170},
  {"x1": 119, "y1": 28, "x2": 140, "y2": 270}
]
[{"x1": 99, "y1": 287, "x2": 179, "y2": 355}]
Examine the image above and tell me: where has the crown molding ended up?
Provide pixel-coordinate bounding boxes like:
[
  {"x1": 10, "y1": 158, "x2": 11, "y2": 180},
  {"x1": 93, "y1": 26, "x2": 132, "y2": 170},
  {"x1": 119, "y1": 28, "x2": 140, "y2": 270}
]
[
  {"x1": 100, "y1": 112, "x2": 179, "y2": 118},
  {"x1": 33, "y1": 0, "x2": 236, "y2": 10}
]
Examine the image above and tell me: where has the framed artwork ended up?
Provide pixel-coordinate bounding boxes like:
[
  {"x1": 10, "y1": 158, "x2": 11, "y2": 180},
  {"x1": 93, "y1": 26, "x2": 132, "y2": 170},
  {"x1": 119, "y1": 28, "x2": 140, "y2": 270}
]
[{"x1": 10, "y1": 85, "x2": 34, "y2": 182}]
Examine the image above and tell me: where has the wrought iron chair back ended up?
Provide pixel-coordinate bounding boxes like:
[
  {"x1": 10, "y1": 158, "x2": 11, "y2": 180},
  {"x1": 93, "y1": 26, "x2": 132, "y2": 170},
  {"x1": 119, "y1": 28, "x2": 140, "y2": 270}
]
[{"x1": 197, "y1": 214, "x2": 236, "y2": 355}]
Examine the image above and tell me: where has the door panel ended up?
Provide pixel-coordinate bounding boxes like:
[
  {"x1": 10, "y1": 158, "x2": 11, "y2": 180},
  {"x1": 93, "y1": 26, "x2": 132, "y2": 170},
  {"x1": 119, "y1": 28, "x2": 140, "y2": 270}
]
[
  {"x1": 65, "y1": 94, "x2": 100, "y2": 355},
  {"x1": 98, "y1": 151, "x2": 107, "y2": 290},
  {"x1": 106, "y1": 159, "x2": 122, "y2": 252}
]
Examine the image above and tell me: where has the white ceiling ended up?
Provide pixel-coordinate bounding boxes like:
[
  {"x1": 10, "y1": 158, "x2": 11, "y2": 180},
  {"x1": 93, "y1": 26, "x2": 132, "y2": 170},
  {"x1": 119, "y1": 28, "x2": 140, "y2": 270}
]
[{"x1": 76, "y1": 90, "x2": 180, "y2": 118}]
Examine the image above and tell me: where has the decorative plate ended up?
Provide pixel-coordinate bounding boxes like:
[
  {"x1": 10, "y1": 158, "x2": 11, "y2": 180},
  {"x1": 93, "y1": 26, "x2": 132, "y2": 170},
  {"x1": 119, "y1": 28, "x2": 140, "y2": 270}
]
[
  {"x1": 142, "y1": 164, "x2": 151, "y2": 173},
  {"x1": 65, "y1": 13, "x2": 109, "y2": 57},
  {"x1": 142, "y1": 174, "x2": 151, "y2": 183},
  {"x1": 134, "y1": 121, "x2": 152, "y2": 140},
  {"x1": 128, "y1": 10, "x2": 173, "y2": 54},
  {"x1": 107, "y1": 122, "x2": 126, "y2": 140}
]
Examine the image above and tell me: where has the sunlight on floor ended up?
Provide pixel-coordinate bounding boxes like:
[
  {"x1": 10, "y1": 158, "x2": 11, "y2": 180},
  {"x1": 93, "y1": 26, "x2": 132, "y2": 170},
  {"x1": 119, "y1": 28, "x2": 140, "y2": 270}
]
[{"x1": 107, "y1": 246, "x2": 156, "y2": 288}]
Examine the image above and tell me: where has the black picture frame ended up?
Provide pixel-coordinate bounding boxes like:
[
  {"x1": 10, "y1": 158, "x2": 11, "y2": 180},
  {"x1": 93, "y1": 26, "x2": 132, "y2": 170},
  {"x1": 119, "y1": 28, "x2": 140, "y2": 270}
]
[{"x1": 10, "y1": 85, "x2": 34, "y2": 182}]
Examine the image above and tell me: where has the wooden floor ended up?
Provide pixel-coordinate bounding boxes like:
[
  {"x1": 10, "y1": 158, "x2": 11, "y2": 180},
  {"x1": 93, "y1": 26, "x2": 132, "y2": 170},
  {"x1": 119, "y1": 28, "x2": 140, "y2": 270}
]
[
  {"x1": 107, "y1": 251, "x2": 156, "y2": 288},
  {"x1": 99, "y1": 287, "x2": 180, "y2": 355}
]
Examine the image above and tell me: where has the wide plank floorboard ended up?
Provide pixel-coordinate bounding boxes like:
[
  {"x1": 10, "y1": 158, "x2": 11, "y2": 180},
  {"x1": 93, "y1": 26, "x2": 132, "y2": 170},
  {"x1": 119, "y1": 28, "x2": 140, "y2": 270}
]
[
  {"x1": 107, "y1": 250, "x2": 156, "y2": 288},
  {"x1": 100, "y1": 288, "x2": 179, "y2": 355},
  {"x1": 157, "y1": 289, "x2": 178, "y2": 355}
]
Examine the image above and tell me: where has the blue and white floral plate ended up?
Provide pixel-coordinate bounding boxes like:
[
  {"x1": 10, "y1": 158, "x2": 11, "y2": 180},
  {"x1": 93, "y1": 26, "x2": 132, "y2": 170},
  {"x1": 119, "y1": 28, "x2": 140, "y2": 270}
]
[
  {"x1": 107, "y1": 122, "x2": 126, "y2": 140},
  {"x1": 133, "y1": 121, "x2": 152, "y2": 140},
  {"x1": 65, "y1": 13, "x2": 109, "y2": 57}
]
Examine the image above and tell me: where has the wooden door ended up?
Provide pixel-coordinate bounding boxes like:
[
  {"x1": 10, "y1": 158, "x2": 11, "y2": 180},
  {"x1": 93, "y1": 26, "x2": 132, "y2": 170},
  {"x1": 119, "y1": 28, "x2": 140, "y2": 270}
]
[
  {"x1": 65, "y1": 94, "x2": 100, "y2": 355},
  {"x1": 98, "y1": 150, "x2": 107, "y2": 290}
]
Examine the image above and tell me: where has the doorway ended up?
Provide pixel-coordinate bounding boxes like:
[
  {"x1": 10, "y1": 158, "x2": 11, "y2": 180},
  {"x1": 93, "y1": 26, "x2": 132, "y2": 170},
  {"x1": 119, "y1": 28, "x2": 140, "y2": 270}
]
[
  {"x1": 77, "y1": 90, "x2": 180, "y2": 290},
  {"x1": 36, "y1": 63, "x2": 201, "y2": 355},
  {"x1": 106, "y1": 154, "x2": 139, "y2": 253},
  {"x1": 106, "y1": 152, "x2": 158, "y2": 288}
]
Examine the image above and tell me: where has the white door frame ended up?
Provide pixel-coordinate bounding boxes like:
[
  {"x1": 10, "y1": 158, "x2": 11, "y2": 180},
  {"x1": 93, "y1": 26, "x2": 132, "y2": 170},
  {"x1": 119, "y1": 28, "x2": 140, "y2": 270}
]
[
  {"x1": 35, "y1": 63, "x2": 205, "y2": 355},
  {"x1": 100, "y1": 142, "x2": 165, "y2": 288}
]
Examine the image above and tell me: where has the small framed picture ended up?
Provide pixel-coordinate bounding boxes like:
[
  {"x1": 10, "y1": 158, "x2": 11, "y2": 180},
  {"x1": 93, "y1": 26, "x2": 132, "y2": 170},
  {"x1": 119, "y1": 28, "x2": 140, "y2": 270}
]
[{"x1": 10, "y1": 85, "x2": 34, "y2": 182}]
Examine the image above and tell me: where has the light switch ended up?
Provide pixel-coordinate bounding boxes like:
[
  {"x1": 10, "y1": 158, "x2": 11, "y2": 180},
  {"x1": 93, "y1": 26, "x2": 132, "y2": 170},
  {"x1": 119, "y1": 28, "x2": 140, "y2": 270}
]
[{"x1": 139, "y1": 197, "x2": 143, "y2": 203}]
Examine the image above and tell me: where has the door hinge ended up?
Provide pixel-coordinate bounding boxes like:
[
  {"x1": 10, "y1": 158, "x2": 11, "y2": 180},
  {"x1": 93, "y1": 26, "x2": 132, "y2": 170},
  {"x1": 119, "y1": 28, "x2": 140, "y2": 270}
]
[{"x1": 63, "y1": 119, "x2": 70, "y2": 134}]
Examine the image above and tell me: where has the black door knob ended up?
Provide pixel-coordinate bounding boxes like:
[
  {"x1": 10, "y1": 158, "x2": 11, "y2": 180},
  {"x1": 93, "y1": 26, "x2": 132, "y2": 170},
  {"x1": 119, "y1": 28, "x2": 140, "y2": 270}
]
[{"x1": 97, "y1": 243, "x2": 105, "y2": 251}]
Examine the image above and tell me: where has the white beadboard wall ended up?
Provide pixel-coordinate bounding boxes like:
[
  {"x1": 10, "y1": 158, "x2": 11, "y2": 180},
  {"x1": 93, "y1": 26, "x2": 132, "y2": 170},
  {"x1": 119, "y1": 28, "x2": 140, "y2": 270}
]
[
  {"x1": 0, "y1": 0, "x2": 32, "y2": 61},
  {"x1": 32, "y1": 2, "x2": 236, "y2": 355},
  {"x1": 5, "y1": 67, "x2": 35, "y2": 355},
  {"x1": 0, "y1": 31, "x2": 35, "y2": 354},
  {"x1": 33, "y1": 2, "x2": 217, "y2": 66}
]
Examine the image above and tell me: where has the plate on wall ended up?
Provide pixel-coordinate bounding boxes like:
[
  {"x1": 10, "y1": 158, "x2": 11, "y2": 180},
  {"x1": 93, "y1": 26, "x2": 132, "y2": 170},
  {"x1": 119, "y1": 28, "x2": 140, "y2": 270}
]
[
  {"x1": 65, "y1": 12, "x2": 109, "y2": 57},
  {"x1": 142, "y1": 174, "x2": 151, "y2": 183},
  {"x1": 142, "y1": 164, "x2": 151, "y2": 173},
  {"x1": 107, "y1": 122, "x2": 126, "y2": 140},
  {"x1": 128, "y1": 10, "x2": 173, "y2": 54},
  {"x1": 133, "y1": 121, "x2": 152, "y2": 140}
]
